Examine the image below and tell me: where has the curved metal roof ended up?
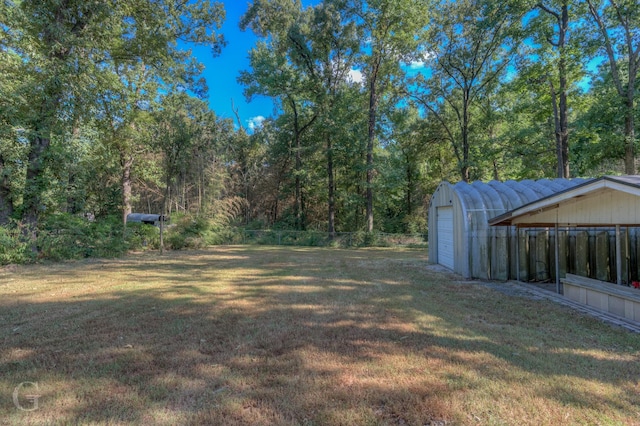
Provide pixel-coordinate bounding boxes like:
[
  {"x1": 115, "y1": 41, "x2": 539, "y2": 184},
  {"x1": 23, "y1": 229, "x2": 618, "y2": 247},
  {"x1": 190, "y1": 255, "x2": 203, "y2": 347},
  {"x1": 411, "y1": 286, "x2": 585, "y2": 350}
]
[
  {"x1": 451, "y1": 178, "x2": 591, "y2": 218},
  {"x1": 489, "y1": 175, "x2": 640, "y2": 227}
]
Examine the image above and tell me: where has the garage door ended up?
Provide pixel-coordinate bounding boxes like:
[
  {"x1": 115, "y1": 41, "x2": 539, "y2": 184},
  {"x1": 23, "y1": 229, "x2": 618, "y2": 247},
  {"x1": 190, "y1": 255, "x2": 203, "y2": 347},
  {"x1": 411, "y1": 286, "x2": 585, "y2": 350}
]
[{"x1": 437, "y1": 206, "x2": 454, "y2": 270}]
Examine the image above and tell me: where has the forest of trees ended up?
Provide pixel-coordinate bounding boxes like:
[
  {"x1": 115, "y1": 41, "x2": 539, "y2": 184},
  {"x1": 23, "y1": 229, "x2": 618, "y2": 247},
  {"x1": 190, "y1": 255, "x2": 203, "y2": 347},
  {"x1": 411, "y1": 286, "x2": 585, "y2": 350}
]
[{"x1": 0, "y1": 0, "x2": 638, "y2": 261}]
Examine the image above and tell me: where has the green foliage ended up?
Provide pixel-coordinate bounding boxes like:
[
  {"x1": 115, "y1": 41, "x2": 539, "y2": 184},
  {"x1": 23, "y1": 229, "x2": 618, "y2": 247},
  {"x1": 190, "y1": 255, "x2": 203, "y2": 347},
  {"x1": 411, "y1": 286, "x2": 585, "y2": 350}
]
[
  {"x1": 33, "y1": 214, "x2": 158, "y2": 261},
  {"x1": 165, "y1": 216, "x2": 209, "y2": 250},
  {"x1": 572, "y1": 67, "x2": 639, "y2": 175},
  {"x1": 1, "y1": 0, "x2": 226, "y2": 233},
  {"x1": 0, "y1": 225, "x2": 31, "y2": 265},
  {"x1": 126, "y1": 223, "x2": 161, "y2": 251},
  {"x1": 38, "y1": 215, "x2": 129, "y2": 261},
  {"x1": 165, "y1": 197, "x2": 247, "y2": 249},
  {"x1": 403, "y1": 209, "x2": 428, "y2": 235},
  {"x1": 3, "y1": 0, "x2": 640, "y2": 266}
]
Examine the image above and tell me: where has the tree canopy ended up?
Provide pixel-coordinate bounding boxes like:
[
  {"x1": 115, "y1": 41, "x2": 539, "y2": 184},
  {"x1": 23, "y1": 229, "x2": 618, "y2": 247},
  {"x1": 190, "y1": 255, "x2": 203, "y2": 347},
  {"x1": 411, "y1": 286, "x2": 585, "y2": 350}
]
[{"x1": 0, "y1": 0, "x2": 638, "y2": 260}]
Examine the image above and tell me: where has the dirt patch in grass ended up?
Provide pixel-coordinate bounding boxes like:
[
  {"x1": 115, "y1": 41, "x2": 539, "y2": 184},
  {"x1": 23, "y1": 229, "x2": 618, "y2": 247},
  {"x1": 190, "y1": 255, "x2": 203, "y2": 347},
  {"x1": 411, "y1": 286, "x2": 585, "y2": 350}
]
[{"x1": 1, "y1": 246, "x2": 639, "y2": 425}]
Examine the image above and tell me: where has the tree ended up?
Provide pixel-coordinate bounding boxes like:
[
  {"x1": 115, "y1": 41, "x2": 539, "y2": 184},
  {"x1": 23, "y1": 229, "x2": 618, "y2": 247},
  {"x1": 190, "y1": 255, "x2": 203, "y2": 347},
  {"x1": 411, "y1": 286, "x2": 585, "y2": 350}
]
[
  {"x1": 1, "y1": 0, "x2": 113, "y2": 237},
  {"x1": 240, "y1": 0, "x2": 320, "y2": 230},
  {"x1": 288, "y1": 0, "x2": 360, "y2": 236},
  {"x1": 96, "y1": 62, "x2": 155, "y2": 227},
  {"x1": 346, "y1": 0, "x2": 429, "y2": 231},
  {"x1": 0, "y1": 0, "x2": 226, "y2": 241},
  {"x1": 411, "y1": 0, "x2": 525, "y2": 182},
  {"x1": 535, "y1": 1, "x2": 572, "y2": 177},
  {"x1": 382, "y1": 107, "x2": 431, "y2": 233},
  {"x1": 585, "y1": 0, "x2": 640, "y2": 174},
  {"x1": 572, "y1": 63, "x2": 640, "y2": 175}
]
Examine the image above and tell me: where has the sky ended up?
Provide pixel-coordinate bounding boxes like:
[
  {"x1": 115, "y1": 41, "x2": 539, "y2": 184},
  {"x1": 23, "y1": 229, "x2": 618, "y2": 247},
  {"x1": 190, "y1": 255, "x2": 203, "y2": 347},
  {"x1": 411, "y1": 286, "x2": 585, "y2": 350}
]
[
  {"x1": 191, "y1": 1, "x2": 320, "y2": 131},
  {"x1": 192, "y1": 1, "x2": 425, "y2": 132}
]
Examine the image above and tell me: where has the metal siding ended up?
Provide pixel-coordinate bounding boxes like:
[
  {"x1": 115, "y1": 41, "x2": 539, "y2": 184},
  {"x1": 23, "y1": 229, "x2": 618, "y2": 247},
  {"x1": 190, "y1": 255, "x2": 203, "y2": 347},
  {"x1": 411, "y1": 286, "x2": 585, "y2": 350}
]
[
  {"x1": 428, "y1": 178, "x2": 590, "y2": 280},
  {"x1": 436, "y1": 206, "x2": 454, "y2": 269},
  {"x1": 475, "y1": 182, "x2": 509, "y2": 280},
  {"x1": 428, "y1": 182, "x2": 452, "y2": 265},
  {"x1": 511, "y1": 189, "x2": 640, "y2": 226}
]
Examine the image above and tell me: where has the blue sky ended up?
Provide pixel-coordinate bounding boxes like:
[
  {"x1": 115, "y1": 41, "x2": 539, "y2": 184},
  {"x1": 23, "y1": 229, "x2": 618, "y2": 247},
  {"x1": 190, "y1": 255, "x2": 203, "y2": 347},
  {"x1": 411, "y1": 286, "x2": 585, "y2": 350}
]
[
  {"x1": 192, "y1": 1, "x2": 319, "y2": 131},
  {"x1": 194, "y1": 1, "x2": 426, "y2": 131}
]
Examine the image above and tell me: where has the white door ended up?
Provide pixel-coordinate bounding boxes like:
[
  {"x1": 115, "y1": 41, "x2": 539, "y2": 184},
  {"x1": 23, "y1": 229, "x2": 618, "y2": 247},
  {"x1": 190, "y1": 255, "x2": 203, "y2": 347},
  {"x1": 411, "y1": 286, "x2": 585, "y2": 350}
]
[{"x1": 437, "y1": 206, "x2": 454, "y2": 270}]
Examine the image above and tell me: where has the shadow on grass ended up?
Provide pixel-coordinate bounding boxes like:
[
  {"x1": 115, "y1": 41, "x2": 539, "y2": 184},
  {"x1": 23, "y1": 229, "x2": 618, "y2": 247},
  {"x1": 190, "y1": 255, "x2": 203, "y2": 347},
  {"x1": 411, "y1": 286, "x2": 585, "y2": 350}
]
[{"x1": 1, "y1": 246, "x2": 639, "y2": 424}]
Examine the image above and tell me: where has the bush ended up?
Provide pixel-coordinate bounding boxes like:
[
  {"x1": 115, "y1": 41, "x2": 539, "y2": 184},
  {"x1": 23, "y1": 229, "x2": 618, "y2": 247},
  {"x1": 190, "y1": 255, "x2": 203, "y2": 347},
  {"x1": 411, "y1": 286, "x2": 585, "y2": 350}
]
[
  {"x1": 402, "y1": 210, "x2": 427, "y2": 235},
  {"x1": 38, "y1": 214, "x2": 129, "y2": 260},
  {"x1": 126, "y1": 222, "x2": 160, "y2": 250},
  {"x1": 38, "y1": 215, "x2": 90, "y2": 260},
  {"x1": 0, "y1": 224, "x2": 31, "y2": 265},
  {"x1": 206, "y1": 227, "x2": 243, "y2": 245},
  {"x1": 165, "y1": 215, "x2": 211, "y2": 250}
]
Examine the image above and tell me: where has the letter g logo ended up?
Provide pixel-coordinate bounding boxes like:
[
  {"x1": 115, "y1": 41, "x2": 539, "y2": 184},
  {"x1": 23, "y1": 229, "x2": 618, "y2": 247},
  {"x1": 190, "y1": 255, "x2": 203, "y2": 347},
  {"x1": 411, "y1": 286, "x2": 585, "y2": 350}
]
[{"x1": 13, "y1": 382, "x2": 40, "y2": 412}]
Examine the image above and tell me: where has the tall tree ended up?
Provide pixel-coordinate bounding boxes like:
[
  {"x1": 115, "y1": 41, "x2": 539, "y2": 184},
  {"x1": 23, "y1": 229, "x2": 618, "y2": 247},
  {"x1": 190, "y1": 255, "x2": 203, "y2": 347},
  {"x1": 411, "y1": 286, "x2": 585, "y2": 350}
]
[
  {"x1": 384, "y1": 107, "x2": 431, "y2": 233},
  {"x1": 240, "y1": 0, "x2": 319, "y2": 230},
  {"x1": 0, "y1": 0, "x2": 226, "y2": 240},
  {"x1": 412, "y1": 0, "x2": 524, "y2": 182},
  {"x1": 1, "y1": 0, "x2": 112, "y2": 237},
  {"x1": 519, "y1": 0, "x2": 588, "y2": 178},
  {"x1": 585, "y1": 0, "x2": 640, "y2": 174},
  {"x1": 346, "y1": 0, "x2": 429, "y2": 231},
  {"x1": 288, "y1": 0, "x2": 359, "y2": 236},
  {"x1": 96, "y1": 63, "x2": 156, "y2": 227},
  {"x1": 536, "y1": 1, "x2": 571, "y2": 177}
]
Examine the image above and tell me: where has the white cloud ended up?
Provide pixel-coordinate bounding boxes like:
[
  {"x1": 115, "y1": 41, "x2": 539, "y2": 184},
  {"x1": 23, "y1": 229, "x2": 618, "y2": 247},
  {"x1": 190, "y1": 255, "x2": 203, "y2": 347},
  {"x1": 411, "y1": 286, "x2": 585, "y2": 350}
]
[
  {"x1": 348, "y1": 68, "x2": 364, "y2": 84},
  {"x1": 247, "y1": 115, "x2": 265, "y2": 131},
  {"x1": 407, "y1": 60, "x2": 425, "y2": 70},
  {"x1": 404, "y1": 51, "x2": 436, "y2": 70}
]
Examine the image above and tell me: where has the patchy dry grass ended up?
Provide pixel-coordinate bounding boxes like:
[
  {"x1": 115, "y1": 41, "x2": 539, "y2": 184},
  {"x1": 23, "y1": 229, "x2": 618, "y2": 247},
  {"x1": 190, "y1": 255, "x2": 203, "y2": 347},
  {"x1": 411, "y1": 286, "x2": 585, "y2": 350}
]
[{"x1": 1, "y1": 246, "x2": 639, "y2": 425}]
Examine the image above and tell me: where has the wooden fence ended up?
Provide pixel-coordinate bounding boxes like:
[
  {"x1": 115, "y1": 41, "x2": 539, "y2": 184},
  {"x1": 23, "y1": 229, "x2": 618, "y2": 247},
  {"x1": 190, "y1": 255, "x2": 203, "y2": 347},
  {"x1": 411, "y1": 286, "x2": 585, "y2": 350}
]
[{"x1": 518, "y1": 228, "x2": 640, "y2": 285}]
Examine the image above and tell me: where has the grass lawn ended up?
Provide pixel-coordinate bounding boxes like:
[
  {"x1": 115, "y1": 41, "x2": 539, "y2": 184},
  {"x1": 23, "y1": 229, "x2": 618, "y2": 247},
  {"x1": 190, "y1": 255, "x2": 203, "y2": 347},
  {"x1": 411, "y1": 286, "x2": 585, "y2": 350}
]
[{"x1": 1, "y1": 246, "x2": 639, "y2": 425}]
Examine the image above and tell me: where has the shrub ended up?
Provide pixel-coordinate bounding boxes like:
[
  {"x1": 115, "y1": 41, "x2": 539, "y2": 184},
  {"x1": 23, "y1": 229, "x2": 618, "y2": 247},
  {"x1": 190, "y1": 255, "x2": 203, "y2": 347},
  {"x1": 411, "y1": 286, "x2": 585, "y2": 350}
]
[
  {"x1": 0, "y1": 224, "x2": 31, "y2": 265},
  {"x1": 126, "y1": 222, "x2": 160, "y2": 250},
  {"x1": 165, "y1": 215, "x2": 211, "y2": 249},
  {"x1": 38, "y1": 214, "x2": 92, "y2": 260},
  {"x1": 38, "y1": 214, "x2": 129, "y2": 261}
]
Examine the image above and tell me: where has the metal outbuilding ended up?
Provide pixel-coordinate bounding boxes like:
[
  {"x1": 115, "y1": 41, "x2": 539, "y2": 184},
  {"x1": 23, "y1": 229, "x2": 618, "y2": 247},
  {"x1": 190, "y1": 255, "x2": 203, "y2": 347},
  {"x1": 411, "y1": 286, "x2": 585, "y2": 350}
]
[
  {"x1": 489, "y1": 176, "x2": 640, "y2": 228},
  {"x1": 488, "y1": 176, "x2": 640, "y2": 324},
  {"x1": 490, "y1": 175, "x2": 640, "y2": 285},
  {"x1": 428, "y1": 178, "x2": 589, "y2": 279},
  {"x1": 126, "y1": 213, "x2": 169, "y2": 226}
]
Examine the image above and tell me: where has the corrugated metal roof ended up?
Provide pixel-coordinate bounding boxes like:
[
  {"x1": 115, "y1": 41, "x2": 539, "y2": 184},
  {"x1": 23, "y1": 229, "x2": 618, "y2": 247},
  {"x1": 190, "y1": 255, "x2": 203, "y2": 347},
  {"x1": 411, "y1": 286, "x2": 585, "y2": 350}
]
[
  {"x1": 606, "y1": 175, "x2": 640, "y2": 187},
  {"x1": 451, "y1": 177, "x2": 591, "y2": 217},
  {"x1": 489, "y1": 175, "x2": 640, "y2": 226},
  {"x1": 428, "y1": 176, "x2": 640, "y2": 281}
]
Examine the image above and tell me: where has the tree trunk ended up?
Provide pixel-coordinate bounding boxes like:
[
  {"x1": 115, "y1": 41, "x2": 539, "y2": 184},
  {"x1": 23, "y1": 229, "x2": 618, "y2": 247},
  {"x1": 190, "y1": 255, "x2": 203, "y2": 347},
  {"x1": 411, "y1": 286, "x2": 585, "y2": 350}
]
[
  {"x1": 0, "y1": 154, "x2": 13, "y2": 225},
  {"x1": 540, "y1": 2, "x2": 571, "y2": 178},
  {"x1": 548, "y1": 78, "x2": 564, "y2": 178},
  {"x1": 291, "y1": 99, "x2": 304, "y2": 231},
  {"x1": 461, "y1": 93, "x2": 471, "y2": 183},
  {"x1": 624, "y1": 98, "x2": 636, "y2": 175},
  {"x1": 405, "y1": 153, "x2": 413, "y2": 217},
  {"x1": 160, "y1": 182, "x2": 169, "y2": 255},
  {"x1": 558, "y1": 4, "x2": 570, "y2": 178},
  {"x1": 22, "y1": 135, "x2": 51, "y2": 250},
  {"x1": 624, "y1": 70, "x2": 636, "y2": 174},
  {"x1": 327, "y1": 134, "x2": 335, "y2": 238},
  {"x1": 121, "y1": 152, "x2": 133, "y2": 228},
  {"x1": 295, "y1": 131, "x2": 303, "y2": 230},
  {"x1": 586, "y1": 0, "x2": 637, "y2": 175},
  {"x1": 366, "y1": 69, "x2": 378, "y2": 232}
]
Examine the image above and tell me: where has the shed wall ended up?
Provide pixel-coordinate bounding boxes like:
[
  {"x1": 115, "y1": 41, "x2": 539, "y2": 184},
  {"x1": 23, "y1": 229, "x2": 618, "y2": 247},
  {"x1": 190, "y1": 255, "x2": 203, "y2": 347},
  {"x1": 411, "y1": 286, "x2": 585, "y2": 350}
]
[
  {"x1": 428, "y1": 178, "x2": 590, "y2": 280},
  {"x1": 511, "y1": 190, "x2": 640, "y2": 226},
  {"x1": 428, "y1": 182, "x2": 470, "y2": 277}
]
